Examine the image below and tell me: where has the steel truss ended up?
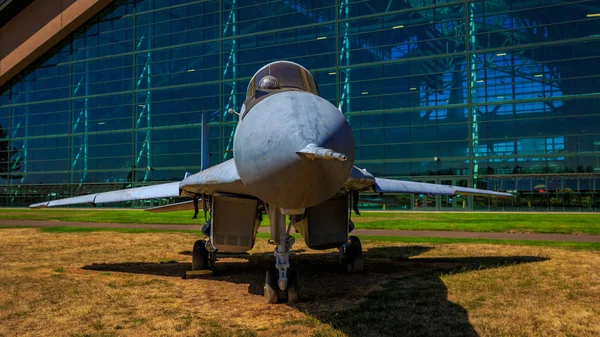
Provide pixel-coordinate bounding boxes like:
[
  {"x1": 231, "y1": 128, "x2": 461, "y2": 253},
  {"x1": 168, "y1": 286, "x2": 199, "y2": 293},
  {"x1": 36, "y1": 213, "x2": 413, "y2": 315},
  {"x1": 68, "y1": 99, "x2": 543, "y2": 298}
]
[
  {"x1": 70, "y1": 51, "x2": 89, "y2": 185},
  {"x1": 338, "y1": 0, "x2": 351, "y2": 114},
  {"x1": 8, "y1": 84, "x2": 29, "y2": 203},
  {"x1": 134, "y1": 26, "x2": 153, "y2": 184},
  {"x1": 221, "y1": 0, "x2": 238, "y2": 161}
]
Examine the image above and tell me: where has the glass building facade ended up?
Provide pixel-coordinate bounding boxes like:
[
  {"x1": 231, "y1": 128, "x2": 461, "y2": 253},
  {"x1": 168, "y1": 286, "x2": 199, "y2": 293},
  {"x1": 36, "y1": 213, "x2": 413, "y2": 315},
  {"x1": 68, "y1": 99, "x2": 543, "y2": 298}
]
[{"x1": 1, "y1": 0, "x2": 600, "y2": 211}]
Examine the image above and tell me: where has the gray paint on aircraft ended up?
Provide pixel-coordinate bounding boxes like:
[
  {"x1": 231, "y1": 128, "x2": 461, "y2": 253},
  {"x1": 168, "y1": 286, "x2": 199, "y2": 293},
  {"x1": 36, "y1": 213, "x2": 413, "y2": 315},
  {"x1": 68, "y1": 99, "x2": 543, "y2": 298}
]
[{"x1": 233, "y1": 91, "x2": 354, "y2": 209}]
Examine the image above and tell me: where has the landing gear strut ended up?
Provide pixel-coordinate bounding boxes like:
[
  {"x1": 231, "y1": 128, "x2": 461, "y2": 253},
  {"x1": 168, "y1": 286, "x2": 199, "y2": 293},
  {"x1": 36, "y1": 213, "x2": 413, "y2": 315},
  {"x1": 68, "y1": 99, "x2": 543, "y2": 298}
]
[
  {"x1": 340, "y1": 236, "x2": 363, "y2": 273},
  {"x1": 192, "y1": 216, "x2": 217, "y2": 271},
  {"x1": 192, "y1": 239, "x2": 209, "y2": 270},
  {"x1": 191, "y1": 196, "x2": 215, "y2": 271},
  {"x1": 191, "y1": 239, "x2": 216, "y2": 271},
  {"x1": 264, "y1": 206, "x2": 299, "y2": 304}
]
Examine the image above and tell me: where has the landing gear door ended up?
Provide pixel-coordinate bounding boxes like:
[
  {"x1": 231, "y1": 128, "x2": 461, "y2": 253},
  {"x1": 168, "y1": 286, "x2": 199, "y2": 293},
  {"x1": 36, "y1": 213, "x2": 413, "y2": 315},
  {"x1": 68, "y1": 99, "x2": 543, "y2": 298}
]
[
  {"x1": 211, "y1": 194, "x2": 260, "y2": 253},
  {"x1": 304, "y1": 193, "x2": 349, "y2": 250}
]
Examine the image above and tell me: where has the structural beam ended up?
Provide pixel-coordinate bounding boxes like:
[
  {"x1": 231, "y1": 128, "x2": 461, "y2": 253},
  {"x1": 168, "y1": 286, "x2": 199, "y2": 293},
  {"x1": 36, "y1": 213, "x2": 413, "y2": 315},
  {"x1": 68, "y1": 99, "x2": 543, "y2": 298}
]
[
  {"x1": 222, "y1": 0, "x2": 238, "y2": 161},
  {"x1": 0, "y1": 0, "x2": 113, "y2": 87}
]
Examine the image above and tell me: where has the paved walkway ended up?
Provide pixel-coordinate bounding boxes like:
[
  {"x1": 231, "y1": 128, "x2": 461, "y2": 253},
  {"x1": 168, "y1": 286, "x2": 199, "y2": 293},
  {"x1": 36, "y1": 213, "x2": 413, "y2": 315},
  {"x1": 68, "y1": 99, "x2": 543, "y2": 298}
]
[{"x1": 1, "y1": 219, "x2": 599, "y2": 243}]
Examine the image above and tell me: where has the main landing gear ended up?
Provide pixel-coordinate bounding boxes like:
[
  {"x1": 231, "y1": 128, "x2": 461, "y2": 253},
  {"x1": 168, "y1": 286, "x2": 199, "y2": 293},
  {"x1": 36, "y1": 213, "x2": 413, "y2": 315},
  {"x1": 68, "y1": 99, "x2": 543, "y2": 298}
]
[
  {"x1": 191, "y1": 239, "x2": 216, "y2": 271},
  {"x1": 340, "y1": 236, "x2": 364, "y2": 273},
  {"x1": 191, "y1": 218, "x2": 217, "y2": 272}
]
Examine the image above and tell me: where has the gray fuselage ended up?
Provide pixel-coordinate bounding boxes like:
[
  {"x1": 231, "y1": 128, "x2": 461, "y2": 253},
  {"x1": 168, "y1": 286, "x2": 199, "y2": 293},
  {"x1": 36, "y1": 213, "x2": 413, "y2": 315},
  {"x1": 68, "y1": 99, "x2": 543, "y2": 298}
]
[{"x1": 233, "y1": 90, "x2": 355, "y2": 211}]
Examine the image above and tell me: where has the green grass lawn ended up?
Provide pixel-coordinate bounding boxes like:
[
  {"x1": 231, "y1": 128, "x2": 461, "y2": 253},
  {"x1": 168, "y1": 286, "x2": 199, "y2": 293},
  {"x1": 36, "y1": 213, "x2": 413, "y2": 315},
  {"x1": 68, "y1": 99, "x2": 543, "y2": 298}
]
[
  {"x1": 30, "y1": 226, "x2": 600, "y2": 251},
  {"x1": 0, "y1": 208, "x2": 201, "y2": 224},
  {"x1": 1, "y1": 208, "x2": 599, "y2": 235},
  {"x1": 351, "y1": 212, "x2": 600, "y2": 234}
]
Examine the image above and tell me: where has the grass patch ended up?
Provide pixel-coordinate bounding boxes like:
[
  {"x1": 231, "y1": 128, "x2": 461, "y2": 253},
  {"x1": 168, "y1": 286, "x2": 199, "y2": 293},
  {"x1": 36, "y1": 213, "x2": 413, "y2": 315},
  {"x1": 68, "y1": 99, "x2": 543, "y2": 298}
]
[
  {"x1": 283, "y1": 317, "x2": 321, "y2": 328},
  {"x1": 2, "y1": 209, "x2": 600, "y2": 235},
  {"x1": 39, "y1": 226, "x2": 203, "y2": 235},
  {"x1": 351, "y1": 212, "x2": 600, "y2": 234},
  {"x1": 53, "y1": 266, "x2": 65, "y2": 273},
  {"x1": 357, "y1": 235, "x2": 600, "y2": 251},
  {"x1": 22, "y1": 226, "x2": 600, "y2": 251},
  {"x1": 0, "y1": 208, "x2": 204, "y2": 224},
  {"x1": 1, "y1": 228, "x2": 599, "y2": 336}
]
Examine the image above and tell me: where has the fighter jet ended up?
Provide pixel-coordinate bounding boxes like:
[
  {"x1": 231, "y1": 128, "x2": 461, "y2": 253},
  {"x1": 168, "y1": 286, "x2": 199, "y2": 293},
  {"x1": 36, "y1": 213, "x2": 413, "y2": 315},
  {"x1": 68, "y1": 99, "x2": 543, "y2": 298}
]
[{"x1": 30, "y1": 61, "x2": 512, "y2": 304}]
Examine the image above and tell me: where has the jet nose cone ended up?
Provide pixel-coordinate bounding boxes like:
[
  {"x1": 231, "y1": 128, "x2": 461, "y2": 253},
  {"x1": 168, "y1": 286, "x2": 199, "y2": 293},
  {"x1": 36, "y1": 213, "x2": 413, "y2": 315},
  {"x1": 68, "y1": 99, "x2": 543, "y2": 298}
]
[{"x1": 233, "y1": 91, "x2": 355, "y2": 210}]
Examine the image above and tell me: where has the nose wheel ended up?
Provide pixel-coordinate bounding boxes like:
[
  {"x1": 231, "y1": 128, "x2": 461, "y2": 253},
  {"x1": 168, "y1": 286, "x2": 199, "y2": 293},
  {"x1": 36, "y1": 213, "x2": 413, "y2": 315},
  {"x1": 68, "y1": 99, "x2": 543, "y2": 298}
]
[
  {"x1": 264, "y1": 233, "x2": 299, "y2": 304},
  {"x1": 264, "y1": 268, "x2": 299, "y2": 304}
]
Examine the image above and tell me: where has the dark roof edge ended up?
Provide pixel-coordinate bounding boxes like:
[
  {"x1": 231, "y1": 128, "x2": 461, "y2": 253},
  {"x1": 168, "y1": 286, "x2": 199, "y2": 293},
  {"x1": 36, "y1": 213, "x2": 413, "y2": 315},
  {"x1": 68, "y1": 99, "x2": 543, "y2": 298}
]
[{"x1": 0, "y1": 0, "x2": 35, "y2": 29}]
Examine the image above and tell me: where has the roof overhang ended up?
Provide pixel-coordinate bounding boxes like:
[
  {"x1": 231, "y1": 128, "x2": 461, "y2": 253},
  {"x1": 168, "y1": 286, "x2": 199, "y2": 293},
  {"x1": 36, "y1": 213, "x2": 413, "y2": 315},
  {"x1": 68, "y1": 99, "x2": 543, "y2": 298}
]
[
  {"x1": 0, "y1": 0, "x2": 113, "y2": 88},
  {"x1": 0, "y1": 0, "x2": 34, "y2": 29}
]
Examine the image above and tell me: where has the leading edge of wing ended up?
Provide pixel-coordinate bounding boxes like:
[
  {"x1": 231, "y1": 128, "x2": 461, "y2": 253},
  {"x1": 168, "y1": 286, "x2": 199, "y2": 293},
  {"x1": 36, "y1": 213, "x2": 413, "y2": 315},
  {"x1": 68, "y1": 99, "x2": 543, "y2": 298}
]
[
  {"x1": 373, "y1": 178, "x2": 513, "y2": 198},
  {"x1": 179, "y1": 158, "x2": 251, "y2": 195},
  {"x1": 30, "y1": 181, "x2": 182, "y2": 208},
  {"x1": 29, "y1": 159, "x2": 250, "y2": 209}
]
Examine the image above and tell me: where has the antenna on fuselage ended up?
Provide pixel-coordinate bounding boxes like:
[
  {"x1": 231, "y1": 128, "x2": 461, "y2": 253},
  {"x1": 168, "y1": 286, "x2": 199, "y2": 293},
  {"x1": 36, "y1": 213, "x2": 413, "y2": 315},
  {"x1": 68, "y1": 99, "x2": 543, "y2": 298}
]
[{"x1": 201, "y1": 106, "x2": 210, "y2": 171}]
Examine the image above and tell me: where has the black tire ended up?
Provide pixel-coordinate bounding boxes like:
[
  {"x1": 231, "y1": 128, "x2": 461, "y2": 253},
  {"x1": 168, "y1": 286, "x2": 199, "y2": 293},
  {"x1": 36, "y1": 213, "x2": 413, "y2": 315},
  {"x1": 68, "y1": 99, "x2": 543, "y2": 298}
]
[
  {"x1": 286, "y1": 269, "x2": 299, "y2": 304},
  {"x1": 346, "y1": 255, "x2": 364, "y2": 273},
  {"x1": 192, "y1": 240, "x2": 209, "y2": 271},
  {"x1": 348, "y1": 236, "x2": 363, "y2": 255},
  {"x1": 264, "y1": 268, "x2": 279, "y2": 304},
  {"x1": 345, "y1": 236, "x2": 364, "y2": 273}
]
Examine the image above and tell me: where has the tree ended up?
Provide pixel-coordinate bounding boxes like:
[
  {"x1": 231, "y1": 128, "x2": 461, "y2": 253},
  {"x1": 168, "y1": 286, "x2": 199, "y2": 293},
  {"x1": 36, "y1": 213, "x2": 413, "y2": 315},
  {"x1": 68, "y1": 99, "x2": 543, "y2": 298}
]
[{"x1": 0, "y1": 125, "x2": 23, "y2": 180}]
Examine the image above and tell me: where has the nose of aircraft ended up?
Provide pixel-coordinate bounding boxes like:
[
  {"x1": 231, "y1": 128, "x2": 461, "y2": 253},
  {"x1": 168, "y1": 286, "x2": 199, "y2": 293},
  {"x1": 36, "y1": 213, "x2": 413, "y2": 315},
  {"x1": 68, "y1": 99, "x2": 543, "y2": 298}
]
[{"x1": 233, "y1": 91, "x2": 355, "y2": 211}]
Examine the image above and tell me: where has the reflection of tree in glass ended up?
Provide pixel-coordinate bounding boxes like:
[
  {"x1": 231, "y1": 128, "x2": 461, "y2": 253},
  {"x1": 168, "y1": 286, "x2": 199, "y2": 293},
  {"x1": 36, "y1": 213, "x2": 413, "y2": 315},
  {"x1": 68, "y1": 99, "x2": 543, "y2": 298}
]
[{"x1": 0, "y1": 125, "x2": 23, "y2": 179}]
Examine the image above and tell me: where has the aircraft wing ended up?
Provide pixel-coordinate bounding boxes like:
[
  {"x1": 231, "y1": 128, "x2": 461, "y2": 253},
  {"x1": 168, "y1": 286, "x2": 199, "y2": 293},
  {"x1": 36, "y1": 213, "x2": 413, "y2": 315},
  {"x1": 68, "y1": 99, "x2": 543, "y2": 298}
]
[
  {"x1": 29, "y1": 181, "x2": 182, "y2": 208},
  {"x1": 29, "y1": 159, "x2": 251, "y2": 208},
  {"x1": 345, "y1": 167, "x2": 512, "y2": 198},
  {"x1": 373, "y1": 178, "x2": 513, "y2": 198}
]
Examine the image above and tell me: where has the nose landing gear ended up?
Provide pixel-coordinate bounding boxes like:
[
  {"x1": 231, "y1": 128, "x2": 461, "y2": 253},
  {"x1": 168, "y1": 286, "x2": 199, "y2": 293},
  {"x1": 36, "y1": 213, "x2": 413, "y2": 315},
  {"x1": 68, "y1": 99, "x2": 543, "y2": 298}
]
[
  {"x1": 264, "y1": 267, "x2": 299, "y2": 304},
  {"x1": 264, "y1": 206, "x2": 300, "y2": 304}
]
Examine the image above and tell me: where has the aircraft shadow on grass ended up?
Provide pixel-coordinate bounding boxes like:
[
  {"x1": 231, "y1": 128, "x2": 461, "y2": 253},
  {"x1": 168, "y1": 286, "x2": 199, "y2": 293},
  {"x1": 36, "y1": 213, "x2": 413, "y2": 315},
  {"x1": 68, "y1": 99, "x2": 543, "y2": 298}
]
[{"x1": 82, "y1": 246, "x2": 548, "y2": 337}]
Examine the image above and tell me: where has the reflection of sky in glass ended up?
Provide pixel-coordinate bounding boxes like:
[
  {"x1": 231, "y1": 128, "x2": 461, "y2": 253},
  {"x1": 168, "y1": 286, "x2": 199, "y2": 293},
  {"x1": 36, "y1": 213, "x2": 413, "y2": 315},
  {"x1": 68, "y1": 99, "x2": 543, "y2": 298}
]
[
  {"x1": 414, "y1": 11, "x2": 561, "y2": 120},
  {"x1": 418, "y1": 53, "x2": 563, "y2": 120},
  {"x1": 471, "y1": 136, "x2": 565, "y2": 160},
  {"x1": 1, "y1": 0, "x2": 599, "y2": 192}
]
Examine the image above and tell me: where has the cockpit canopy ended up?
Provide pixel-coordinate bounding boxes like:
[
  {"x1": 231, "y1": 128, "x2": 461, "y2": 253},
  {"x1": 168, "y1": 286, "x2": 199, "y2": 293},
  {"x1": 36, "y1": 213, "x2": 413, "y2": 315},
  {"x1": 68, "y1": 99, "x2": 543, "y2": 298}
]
[{"x1": 245, "y1": 61, "x2": 319, "y2": 100}]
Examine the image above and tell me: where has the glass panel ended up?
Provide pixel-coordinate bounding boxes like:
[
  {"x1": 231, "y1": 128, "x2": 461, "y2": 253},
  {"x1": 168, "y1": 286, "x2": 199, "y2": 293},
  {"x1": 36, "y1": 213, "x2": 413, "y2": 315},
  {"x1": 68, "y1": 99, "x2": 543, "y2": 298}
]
[
  {"x1": 440, "y1": 179, "x2": 453, "y2": 209},
  {"x1": 413, "y1": 194, "x2": 425, "y2": 210},
  {"x1": 1, "y1": 0, "x2": 599, "y2": 209},
  {"x1": 385, "y1": 194, "x2": 412, "y2": 211},
  {"x1": 425, "y1": 180, "x2": 437, "y2": 209}
]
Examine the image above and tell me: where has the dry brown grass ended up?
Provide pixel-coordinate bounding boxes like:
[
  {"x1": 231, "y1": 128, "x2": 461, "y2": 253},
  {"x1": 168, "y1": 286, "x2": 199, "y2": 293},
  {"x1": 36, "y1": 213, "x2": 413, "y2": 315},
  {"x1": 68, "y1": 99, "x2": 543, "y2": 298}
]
[
  {"x1": 440, "y1": 245, "x2": 600, "y2": 337},
  {"x1": 0, "y1": 228, "x2": 598, "y2": 337}
]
